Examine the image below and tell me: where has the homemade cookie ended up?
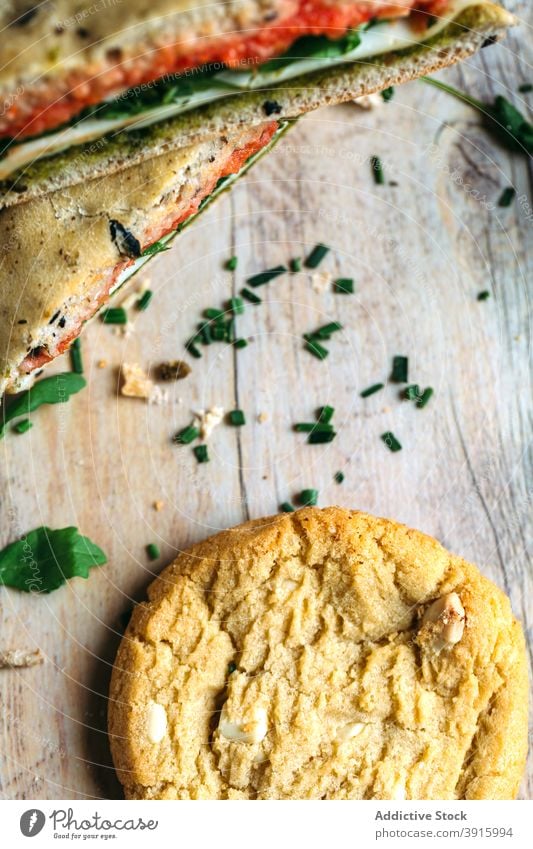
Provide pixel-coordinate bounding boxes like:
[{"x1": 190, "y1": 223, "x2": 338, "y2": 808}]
[{"x1": 109, "y1": 508, "x2": 528, "y2": 799}]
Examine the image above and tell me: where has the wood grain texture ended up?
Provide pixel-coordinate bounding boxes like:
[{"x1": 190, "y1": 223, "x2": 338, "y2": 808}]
[{"x1": 0, "y1": 0, "x2": 531, "y2": 800}]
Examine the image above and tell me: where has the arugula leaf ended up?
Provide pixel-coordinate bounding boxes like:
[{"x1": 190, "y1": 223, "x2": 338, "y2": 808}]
[
  {"x1": 0, "y1": 526, "x2": 107, "y2": 593},
  {"x1": 421, "y1": 77, "x2": 533, "y2": 156},
  {"x1": 141, "y1": 239, "x2": 172, "y2": 257},
  {"x1": 259, "y1": 30, "x2": 362, "y2": 74},
  {"x1": 0, "y1": 372, "x2": 86, "y2": 438}
]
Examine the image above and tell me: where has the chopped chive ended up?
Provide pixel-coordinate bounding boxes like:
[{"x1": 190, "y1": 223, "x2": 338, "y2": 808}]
[
  {"x1": 315, "y1": 321, "x2": 342, "y2": 337},
  {"x1": 381, "y1": 86, "x2": 395, "y2": 102},
  {"x1": 199, "y1": 323, "x2": 212, "y2": 345},
  {"x1": 226, "y1": 256, "x2": 238, "y2": 271},
  {"x1": 334, "y1": 278, "x2": 354, "y2": 294},
  {"x1": 308, "y1": 430, "x2": 336, "y2": 444},
  {"x1": 317, "y1": 405, "x2": 334, "y2": 424},
  {"x1": 225, "y1": 318, "x2": 236, "y2": 343},
  {"x1": 294, "y1": 423, "x2": 317, "y2": 433},
  {"x1": 498, "y1": 187, "x2": 516, "y2": 207},
  {"x1": 247, "y1": 265, "x2": 287, "y2": 287},
  {"x1": 13, "y1": 418, "x2": 32, "y2": 434},
  {"x1": 381, "y1": 431, "x2": 402, "y2": 452},
  {"x1": 229, "y1": 297, "x2": 244, "y2": 315},
  {"x1": 234, "y1": 338, "x2": 248, "y2": 349},
  {"x1": 477, "y1": 290, "x2": 491, "y2": 301},
  {"x1": 136, "y1": 289, "x2": 153, "y2": 311},
  {"x1": 518, "y1": 83, "x2": 533, "y2": 93},
  {"x1": 334, "y1": 471, "x2": 344, "y2": 484},
  {"x1": 241, "y1": 288, "x2": 262, "y2": 304},
  {"x1": 211, "y1": 324, "x2": 226, "y2": 341},
  {"x1": 204, "y1": 307, "x2": 226, "y2": 322},
  {"x1": 101, "y1": 307, "x2": 127, "y2": 325},
  {"x1": 404, "y1": 384, "x2": 421, "y2": 401},
  {"x1": 174, "y1": 425, "x2": 200, "y2": 445},
  {"x1": 290, "y1": 257, "x2": 302, "y2": 272},
  {"x1": 299, "y1": 488, "x2": 318, "y2": 506},
  {"x1": 416, "y1": 387, "x2": 434, "y2": 409},
  {"x1": 391, "y1": 355, "x2": 408, "y2": 383},
  {"x1": 370, "y1": 155, "x2": 385, "y2": 185},
  {"x1": 228, "y1": 409, "x2": 246, "y2": 426},
  {"x1": 305, "y1": 340, "x2": 329, "y2": 360},
  {"x1": 304, "y1": 243, "x2": 330, "y2": 269},
  {"x1": 360, "y1": 382, "x2": 384, "y2": 398},
  {"x1": 70, "y1": 338, "x2": 83, "y2": 374},
  {"x1": 193, "y1": 444, "x2": 209, "y2": 463},
  {"x1": 146, "y1": 543, "x2": 160, "y2": 561},
  {"x1": 227, "y1": 661, "x2": 237, "y2": 674},
  {"x1": 280, "y1": 502, "x2": 295, "y2": 513}
]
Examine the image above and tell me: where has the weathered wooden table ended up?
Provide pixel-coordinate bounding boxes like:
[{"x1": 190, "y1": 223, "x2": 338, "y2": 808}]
[{"x1": 1, "y1": 0, "x2": 531, "y2": 800}]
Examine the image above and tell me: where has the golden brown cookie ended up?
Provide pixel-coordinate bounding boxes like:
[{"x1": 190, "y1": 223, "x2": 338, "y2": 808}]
[{"x1": 109, "y1": 507, "x2": 528, "y2": 799}]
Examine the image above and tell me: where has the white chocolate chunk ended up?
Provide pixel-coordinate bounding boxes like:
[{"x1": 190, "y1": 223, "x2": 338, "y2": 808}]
[
  {"x1": 219, "y1": 705, "x2": 268, "y2": 744},
  {"x1": 146, "y1": 701, "x2": 167, "y2": 744}
]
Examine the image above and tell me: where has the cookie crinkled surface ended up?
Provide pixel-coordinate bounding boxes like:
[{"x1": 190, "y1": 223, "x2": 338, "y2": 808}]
[{"x1": 109, "y1": 507, "x2": 528, "y2": 799}]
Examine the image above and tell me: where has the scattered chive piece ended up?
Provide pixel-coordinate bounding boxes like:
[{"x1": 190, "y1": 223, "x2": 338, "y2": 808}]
[
  {"x1": 280, "y1": 502, "x2": 295, "y2": 513},
  {"x1": 290, "y1": 257, "x2": 302, "y2": 272},
  {"x1": 234, "y1": 338, "x2": 248, "y2": 349},
  {"x1": 294, "y1": 423, "x2": 317, "y2": 433},
  {"x1": 360, "y1": 382, "x2": 384, "y2": 398},
  {"x1": 308, "y1": 430, "x2": 336, "y2": 444},
  {"x1": 477, "y1": 290, "x2": 491, "y2": 301},
  {"x1": 101, "y1": 307, "x2": 127, "y2": 325},
  {"x1": 227, "y1": 661, "x2": 237, "y2": 674},
  {"x1": 174, "y1": 424, "x2": 200, "y2": 444},
  {"x1": 498, "y1": 187, "x2": 516, "y2": 207},
  {"x1": 416, "y1": 387, "x2": 434, "y2": 409},
  {"x1": 381, "y1": 431, "x2": 402, "y2": 452},
  {"x1": 241, "y1": 288, "x2": 262, "y2": 304},
  {"x1": 381, "y1": 86, "x2": 395, "y2": 102},
  {"x1": 204, "y1": 307, "x2": 225, "y2": 321},
  {"x1": 304, "y1": 243, "x2": 330, "y2": 269},
  {"x1": 317, "y1": 321, "x2": 342, "y2": 336},
  {"x1": 305, "y1": 340, "x2": 329, "y2": 360},
  {"x1": 334, "y1": 278, "x2": 354, "y2": 294},
  {"x1": 299, "y1": 488, "x2": 318, "y2": 506},
  {"x1": 226, "y1": 256, "x2": 238, "y2": 271},
  {"x1": 370, "y1": 155, "x2": 385, "y2": 185},
  {"x1": 247, "y1": 265, "x2": 287, "y2": 287},
  {"x1": 391, "y1": 355, "x2": 409, "y2": 383},
  {"x1": 334, "y1": 471, "x2": 344, "y2": 484},
  {"x1": 229, "y1": 409, "x2": 246, "y2": 426},
  {"x1": 193, "y1": 444, "x2": 209, "y2": 463},
  {"x1": 317, "y1": 405, "x2": 334, "y2": 424},
  {"x1": 211, "y1": 324, "x2": 226, "y2": 341},
  {"x1": 404, "y1": 384, "x2": 421, "y2": 401},
  {"x1": 225, "y1": 318, "x2": 236, "y2": 342},
  {"x1": 146, "y1": 543, "x2": 160, "y2": 561},
  {"x1": 70, "y1": 338, "x2": 83, "y2": 374},
  {"x1": 518, "y1": 83, "x2": 533, "y2": 93},
  {"x1": 229, "y1": 297, "x2": 244, "y2": 315},
  {"x1": 13, "y1": 418, "x2": 33, "y2": 434},
  {"x1": 199, "y1": 323, "x2": 212, "y2": 345},
  {"x1": 136, "y1": 289, "x2": 153, "y2": 311}
]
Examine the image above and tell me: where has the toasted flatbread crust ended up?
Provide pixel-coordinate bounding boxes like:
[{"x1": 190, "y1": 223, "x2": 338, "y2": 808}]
[
  {"x1": 0, "y1": 3, "x2": 514, "y2": 207},
  {"x1": 108, "y1": 507, "x2": 528, "y2": 799}
]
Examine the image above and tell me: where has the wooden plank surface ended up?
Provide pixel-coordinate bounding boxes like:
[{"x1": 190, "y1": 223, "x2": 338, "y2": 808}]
[{"x1": 0, "y1": 0, "x2": 531, "y2": 800}]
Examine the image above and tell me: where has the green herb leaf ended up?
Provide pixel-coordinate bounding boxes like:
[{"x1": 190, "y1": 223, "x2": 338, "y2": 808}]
[
  {"x1": 241, "y1": 288, "x2": 262, "y2": 305},
  {"x1": 146, "y1": 543, "x2": 161, "y2": 561},
  {"x1": 0, "y1": 372, "x2": 86, "y2": 439},
  {"x1": 416, "y1": 387, "x2": 434, "y2": 409},
  {"x1": 13, "y1": 418, "x2": 33, "y2": 434},
  {"x1": 259, "y1": 30, "x2": 361, "y2": 74},
  {"x1": 391, "y1": 356, "x2": 409, "y2": 383},
  {"x1": 193, "y1": 444, "x2": 209, "y2": 463},
  {"x1": 360, "y1": 383, "x2": 384, "y2": 398},
  {"x1": 136, "y1": 290, "x2": 153, "y2": 311},
  {"x1": 247, "y1": 265, "x2": 287, "y2": 287},
  {"x1": 317, "y1": 405, "x2": 334, "y2": 424},
  {"x1": 226, "y1": 256, "x2": 238, "y2": 271},
  {"x1": 421, "y1": 78, "x2": 533, "y2": 156},
  {"x1": 308, "y1": 430, "x2": 336, "y2": 444},
  {"x1": 371, "y1": 155, "x2": 385, "y2": 185},
  {"x1": 381, "y1": 431, "x2": 402, "y2": 452},
  {"x1": 101, "y1": 307, "x2": 127, "y2": 325},
  {"x1": 174, "y1": 424, "x2": 200, "y2": 444},
  {"x1": 304, "y1": 243, "x2": 330, "y2": 269},
  {"x1": 334, "y1": 471, "x2": 344, "y2": 484},
  {"x1": 298, "y1": 489, "x2": 319, "y2": 506},
  {"x1": 0, "y1": 526, "x2": 107, "y2": 594},
  {"x1": 381, "y1": 86, "x2": 395, "y2": 102},
  {"x1": 141, "y1": 240, "x2": 172, "y2": 257},
  {"x1": 477, "y1": 290, "x2": 491, "y2": 301},
  {"x1": 280, "y1": 502, "x2": 295, "y2": 513},
  {"x1": 228, "y1": 409, "x2": 246, "y2": 426},
  {"x1": 290, "y1": 257, "x2": 302, "y2": 272},
  {"x1": 334, "y1": 278, "x2": 354, "y2": 294}
]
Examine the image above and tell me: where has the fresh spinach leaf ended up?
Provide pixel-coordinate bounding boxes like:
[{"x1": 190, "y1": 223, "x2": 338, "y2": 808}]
[{"x1": 0, "y1": 526, "x2": 107, "y2": 593}]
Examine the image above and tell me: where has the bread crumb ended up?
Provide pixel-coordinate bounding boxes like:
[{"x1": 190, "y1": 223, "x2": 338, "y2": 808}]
[
  {"x1": 311, "y1": 271, "x2": 332, "y2": 294},
  {"x1": 148, "y1": 386, "x2": 170, "y2": 405},
  {"x1": 0, "y1": 648, "x2": 44, "y2": 668},
  {"x1": 257, "y1": 412, "x2": 268, "y2": 423},
  {"x1": 97, "y1": 359, "x2": 108, "y2": 369},
  {"x1": 153, "y1": 500, "x2": 165, "y2": 512},
  {"x1": 353, "y1": 93, "x2": 383, "y2": 110},
  {"x1": 121, "y1": 363, "x2": 154, "y2": 399},
  {"x1": 194, "y1": 406, "x2": 224, "y2": 439}
]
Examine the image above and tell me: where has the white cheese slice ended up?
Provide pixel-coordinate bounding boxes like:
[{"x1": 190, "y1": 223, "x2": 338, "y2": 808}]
[{"x1": 0, "y1": 1, "x2": 484, "y2": 182}]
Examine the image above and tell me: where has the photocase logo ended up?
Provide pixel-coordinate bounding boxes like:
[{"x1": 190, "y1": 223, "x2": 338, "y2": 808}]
[{"x1": 20, "y1": 809, "x2": 46, "y2": 837}]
